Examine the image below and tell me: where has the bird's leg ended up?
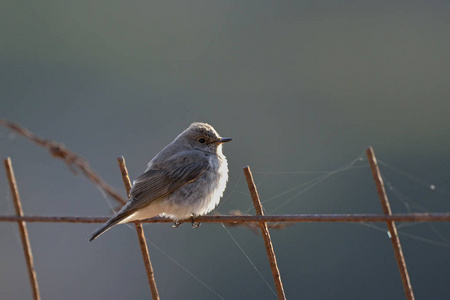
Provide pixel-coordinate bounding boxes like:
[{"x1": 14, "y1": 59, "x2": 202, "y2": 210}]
[
  {"x1": 191, "y1": 215, "x2": 201, "y2": 228},
  {"x1": 172, "y1": 220, "x2": 181, "y2": 228}
]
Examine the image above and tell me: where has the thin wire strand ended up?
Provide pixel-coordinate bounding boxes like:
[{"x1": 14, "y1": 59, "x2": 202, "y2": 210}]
[
  {"x1": 359, "y1": 222, "x2": 450, "y2": 248},
  {"x1": 217, "y1": 172, "x2": 243, "y2": 210},
  {"x1": 379, "y1": 160, "x2": 450, "y2": 196},
  {"x1": 123, "y1": 222, "x2": 225, "y2": 300},
  {"x1": 221, "y1": 224, "x2": 277, "y2": 298},
  {"x1": 251, "y1": 163, "x2": 369, "y2": 175},
  {"x1": 251, "y1": 152, "x2": 368, "y2": 215},
  {"x1": 383, "y1": 174, "x2": 450, "y2": 245}
]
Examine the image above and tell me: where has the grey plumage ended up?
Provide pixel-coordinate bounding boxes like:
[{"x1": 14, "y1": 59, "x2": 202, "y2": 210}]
[{"x1": 89, "y1": 122, "x2": 232, "y2": 241}]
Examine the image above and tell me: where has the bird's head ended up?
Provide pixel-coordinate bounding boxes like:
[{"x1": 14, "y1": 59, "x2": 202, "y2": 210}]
[{"x1": 179, "y1": 122, "x2": 232, "y2": 154}]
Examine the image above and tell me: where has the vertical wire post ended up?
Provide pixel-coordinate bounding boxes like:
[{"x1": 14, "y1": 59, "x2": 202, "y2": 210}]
[
  {"x1": 366, "y1": 147, "x2": 415, "y2": 300},
  {"x1": 3, "y1": 157, "x2": 41, "y2": 300},
  {"x1": 243, "y1": 166, "x2": 286, "y2": 300},
  {"x1": 117, "y1": 156, "x2": 160, "y2": 300}
]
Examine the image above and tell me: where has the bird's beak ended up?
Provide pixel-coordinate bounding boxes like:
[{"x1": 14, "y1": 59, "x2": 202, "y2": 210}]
[{"x1": 216, "y1": 137, "x2": 233, "y2": 144}]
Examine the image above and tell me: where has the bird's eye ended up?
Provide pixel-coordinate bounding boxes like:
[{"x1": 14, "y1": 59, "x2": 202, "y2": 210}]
[{"x1": 198, "y1": 138, "x2": 206, "y2": 143}]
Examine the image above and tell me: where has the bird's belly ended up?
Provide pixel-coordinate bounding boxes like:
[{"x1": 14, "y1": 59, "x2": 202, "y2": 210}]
[{"x1": 163, "y1": 168, "x2": 228, "y2": 220}]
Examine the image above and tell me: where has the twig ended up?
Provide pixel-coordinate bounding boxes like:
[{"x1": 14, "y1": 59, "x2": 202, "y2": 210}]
[
  {"x1": 117, "y1": 156, "x2": 160, "y2": 300},
  {"x1": 0, "y1": 119, "x2": 125, "y2": 205},
  {"x1": 4, "y1": 157, "x2": 41, "y2": 300},
  {"x1": 366, "y1": 147, "x2": 415, "y2": 300},
  {"x1": 244, "y1": 166, "x2": 286, "y2": 300},
  {"x1": 1, "y1": 213, "x2": 450, "y2": 223}
]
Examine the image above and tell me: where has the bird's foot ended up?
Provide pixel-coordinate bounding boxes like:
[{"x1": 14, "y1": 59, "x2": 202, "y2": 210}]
[
  {"x1": 172, "y1": 220, "x2": 181, "y2": 228},
  {"x1": 191, "y1": 216, "x2": 201, "y2": 228}
]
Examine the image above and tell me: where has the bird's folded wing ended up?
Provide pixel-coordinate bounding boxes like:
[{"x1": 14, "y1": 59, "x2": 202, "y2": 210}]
[{"x1": 125, "y1": 152, "x2": 209, "y2": 213}]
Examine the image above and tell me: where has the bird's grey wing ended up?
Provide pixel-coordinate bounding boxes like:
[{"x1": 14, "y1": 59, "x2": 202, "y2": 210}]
[
  {"x1": 123, "y1": 152, "x2": 209, "y2": 217},
  {"x1": 89, "y1": 154, "x2": 208, "y2": 241},
  {"x1": 129, "y1": 166, "x2": 203, "y2": 205}
]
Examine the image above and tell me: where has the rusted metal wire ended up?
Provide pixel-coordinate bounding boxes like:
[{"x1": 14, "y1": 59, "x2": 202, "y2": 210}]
[
  {"x1": 4, "y1": 158, "x2": 41, "y2": 300},
  {"x1": 0, "y1": 121, "x2": 447, "y2": 299},
  {"x1": 0, "y1": 119, "x2": 126, "y2": 205},
  {"x1": 367, "y1": 147, "x2": 415, "y2": 300},
  {"x1": 244, "y1": 166, "x2": 286, "y2": 300},
  {"x1": 1, "y1": 213, "x2": 450, "y2": 224},
  {"x1": 117, "y1": 156, "x2": 160, "y2": 300}
]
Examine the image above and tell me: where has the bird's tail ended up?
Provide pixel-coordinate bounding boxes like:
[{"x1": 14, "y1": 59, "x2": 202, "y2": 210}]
[
  {"x1": 89, "y1": 197, "x2": 146, "y2": 241},
  {"x1": 89, "y1": 218, "x2": 120, "y2": 242},
  {"x1": 88, "y1": 213, "x2": 128, "y2": 242}
]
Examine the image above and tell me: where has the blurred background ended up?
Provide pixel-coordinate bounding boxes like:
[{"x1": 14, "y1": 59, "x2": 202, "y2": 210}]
[{"x1": 1, "y1": 1, "x2": 450, "y2": 299}]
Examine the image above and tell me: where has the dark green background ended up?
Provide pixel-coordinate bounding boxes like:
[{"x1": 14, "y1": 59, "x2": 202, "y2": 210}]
[{"x1": 1, "y1": 1, "x2": 450, "y2": 299}]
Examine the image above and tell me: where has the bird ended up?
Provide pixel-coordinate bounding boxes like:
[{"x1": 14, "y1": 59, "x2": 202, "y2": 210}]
[{"x1": 89, "y1": 122, "x2": 232, "y2": 241}]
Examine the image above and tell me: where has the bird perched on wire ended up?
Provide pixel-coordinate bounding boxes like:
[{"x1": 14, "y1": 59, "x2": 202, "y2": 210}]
[{"x1": 89, "y1": 122, "x2": 232, "y2": 241}]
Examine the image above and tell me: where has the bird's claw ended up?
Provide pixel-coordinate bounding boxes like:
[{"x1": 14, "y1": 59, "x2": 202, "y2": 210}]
[
  {"x1": 172, "y1": 217, "x2": 201, "y2": 228},
  {"x1": 191, "y1": 216, "x2": 201, "y2": 228}
]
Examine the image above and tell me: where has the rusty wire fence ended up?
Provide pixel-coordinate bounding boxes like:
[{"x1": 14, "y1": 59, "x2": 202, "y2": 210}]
[{"x1": 1, "y1": 120, "x2": 450, "y2": 300}]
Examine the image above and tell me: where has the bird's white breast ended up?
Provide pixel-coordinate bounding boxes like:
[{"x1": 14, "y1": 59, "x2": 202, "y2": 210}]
[{"x1": 160, "y1": 151, "x2": 228, "y2": 220}]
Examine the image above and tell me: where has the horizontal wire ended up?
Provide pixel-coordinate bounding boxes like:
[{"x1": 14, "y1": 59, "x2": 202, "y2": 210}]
[{"x1": 1, "y1": 213, "x2": 450, "y2": 224}]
